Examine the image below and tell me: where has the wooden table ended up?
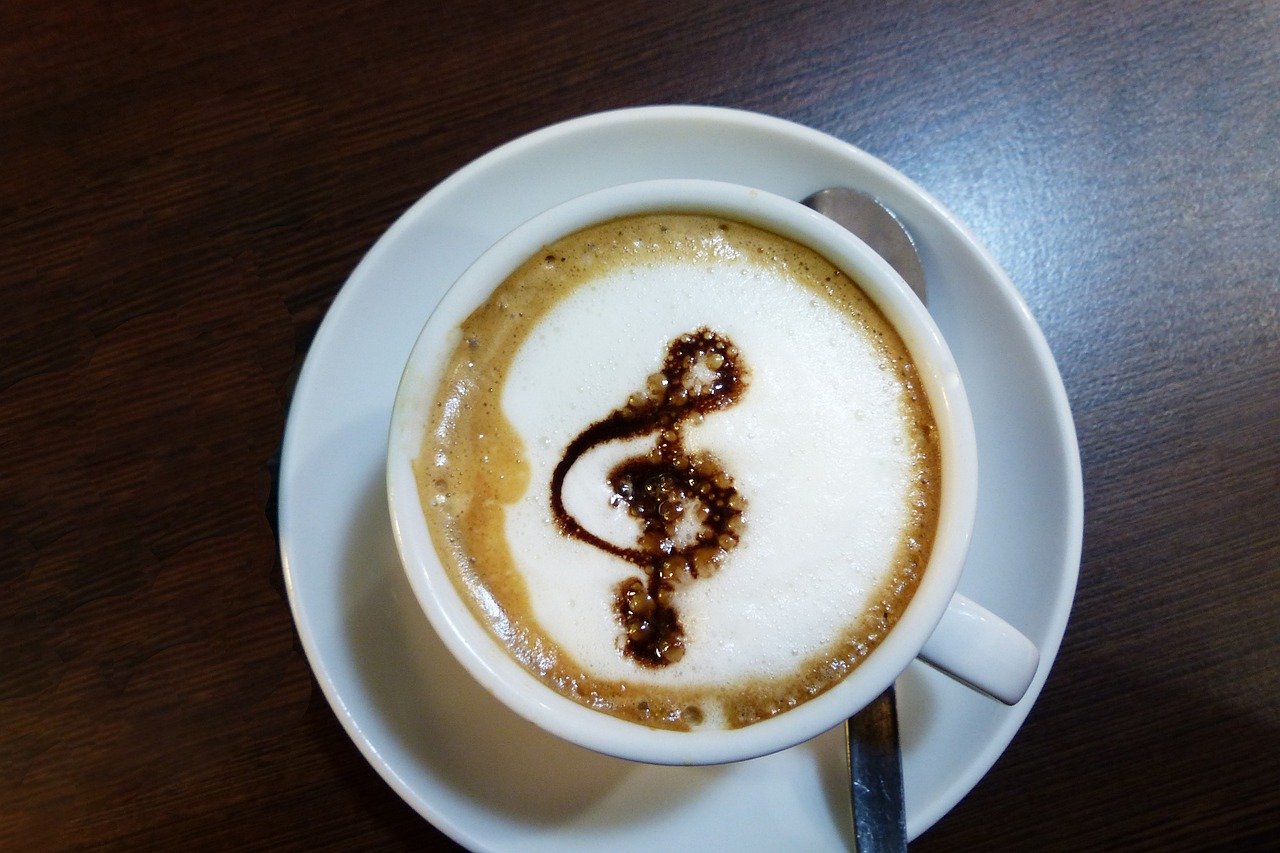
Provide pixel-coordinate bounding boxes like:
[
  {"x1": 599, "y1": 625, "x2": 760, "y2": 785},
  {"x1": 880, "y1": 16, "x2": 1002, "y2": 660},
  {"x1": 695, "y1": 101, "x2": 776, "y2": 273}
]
[{"x1": 3, "y1": 1, "x2": 1275, "y2": 848}]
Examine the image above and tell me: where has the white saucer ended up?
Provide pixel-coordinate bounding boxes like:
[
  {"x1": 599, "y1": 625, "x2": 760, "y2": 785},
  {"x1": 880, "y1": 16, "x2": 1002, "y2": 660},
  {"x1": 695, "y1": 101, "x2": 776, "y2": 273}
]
[{"x1": 279, "y1": 106, "x2": 1083, "y2": 849}]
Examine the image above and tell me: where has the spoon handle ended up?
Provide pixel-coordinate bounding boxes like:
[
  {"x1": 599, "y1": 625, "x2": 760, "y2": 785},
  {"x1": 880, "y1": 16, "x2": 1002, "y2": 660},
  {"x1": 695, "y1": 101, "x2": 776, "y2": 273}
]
[{"x1": 847, "y1": 687, "x2": 907, "y2": 852}]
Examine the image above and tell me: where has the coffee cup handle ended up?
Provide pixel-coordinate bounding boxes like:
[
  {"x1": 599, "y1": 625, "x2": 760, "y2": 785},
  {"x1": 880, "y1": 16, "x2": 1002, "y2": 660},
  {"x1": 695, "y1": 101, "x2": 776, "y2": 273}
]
[{"x1": 917, "y1": 593, "x2": 1040, "y2": 705}]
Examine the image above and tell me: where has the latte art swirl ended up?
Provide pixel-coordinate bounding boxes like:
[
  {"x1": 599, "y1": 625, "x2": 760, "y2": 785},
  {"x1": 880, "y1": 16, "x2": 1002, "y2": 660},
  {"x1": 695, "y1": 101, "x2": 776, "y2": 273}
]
[{"x1": 550, "y1": 328, "x2": 748, "y2": 667}]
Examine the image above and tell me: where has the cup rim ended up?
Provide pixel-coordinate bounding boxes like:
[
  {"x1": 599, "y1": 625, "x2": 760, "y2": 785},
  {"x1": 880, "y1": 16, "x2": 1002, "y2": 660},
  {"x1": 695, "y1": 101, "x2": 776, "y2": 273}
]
[{"x1": 386, "y1": 178, "x2": 977, "y2": 765}]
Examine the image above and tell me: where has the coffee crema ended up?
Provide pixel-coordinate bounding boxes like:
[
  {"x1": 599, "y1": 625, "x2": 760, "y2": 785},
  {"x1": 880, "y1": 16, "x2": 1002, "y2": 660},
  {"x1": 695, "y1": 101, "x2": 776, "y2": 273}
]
[{"x1": 415, "y1": 214, "x2": 940, "y2": 730}]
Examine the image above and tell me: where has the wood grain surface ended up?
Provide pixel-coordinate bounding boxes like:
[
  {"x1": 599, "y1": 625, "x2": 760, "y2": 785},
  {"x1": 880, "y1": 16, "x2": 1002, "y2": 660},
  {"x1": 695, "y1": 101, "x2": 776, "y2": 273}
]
[{"x1": 2, "y1": 0, "x2": 1276, "y2": 849}]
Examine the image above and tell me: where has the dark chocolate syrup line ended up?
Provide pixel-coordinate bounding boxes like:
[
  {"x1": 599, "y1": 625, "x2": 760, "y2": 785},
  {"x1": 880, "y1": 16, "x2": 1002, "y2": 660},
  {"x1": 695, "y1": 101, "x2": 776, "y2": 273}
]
[{"x1": 549, "y1": 328, "x2": 748, "y2": 667}]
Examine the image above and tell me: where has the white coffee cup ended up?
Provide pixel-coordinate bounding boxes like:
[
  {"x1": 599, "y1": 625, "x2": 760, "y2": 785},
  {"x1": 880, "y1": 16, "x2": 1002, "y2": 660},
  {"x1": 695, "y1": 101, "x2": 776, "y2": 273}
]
[{"x1": 387, "y1": 179, "x2": 1039, "y2": 765}]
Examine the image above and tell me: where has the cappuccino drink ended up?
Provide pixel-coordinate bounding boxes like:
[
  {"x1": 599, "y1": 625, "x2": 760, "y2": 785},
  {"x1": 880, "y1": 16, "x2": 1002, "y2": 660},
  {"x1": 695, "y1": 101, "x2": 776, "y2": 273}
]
[{"x1": 414, "y1": 214, "x2": 940, "y2": 730}]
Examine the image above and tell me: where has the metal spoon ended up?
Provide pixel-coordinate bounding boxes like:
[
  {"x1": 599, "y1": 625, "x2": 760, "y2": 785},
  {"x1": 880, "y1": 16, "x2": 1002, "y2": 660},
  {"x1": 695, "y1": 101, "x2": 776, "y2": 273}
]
[
  {"x1": 805, "y1": 188, "x2": 925, "y2": 301},
  {"x1": 802, "y1": 187, "x2": 925, "y2": 853}
]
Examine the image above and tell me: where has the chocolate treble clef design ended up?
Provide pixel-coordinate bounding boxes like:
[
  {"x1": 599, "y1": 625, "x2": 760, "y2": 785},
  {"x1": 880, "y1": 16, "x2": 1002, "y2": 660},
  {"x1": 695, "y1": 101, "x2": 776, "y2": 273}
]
[{"x1": 550, "y1": 328, "x2": 748, "y2": 666}]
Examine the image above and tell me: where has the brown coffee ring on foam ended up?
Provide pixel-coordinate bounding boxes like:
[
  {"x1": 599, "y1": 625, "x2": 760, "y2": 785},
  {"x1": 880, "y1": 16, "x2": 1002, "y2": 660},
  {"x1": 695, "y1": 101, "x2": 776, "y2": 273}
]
[{"x1": 415, "y1": 214, "x2": 941, "y2": 730}]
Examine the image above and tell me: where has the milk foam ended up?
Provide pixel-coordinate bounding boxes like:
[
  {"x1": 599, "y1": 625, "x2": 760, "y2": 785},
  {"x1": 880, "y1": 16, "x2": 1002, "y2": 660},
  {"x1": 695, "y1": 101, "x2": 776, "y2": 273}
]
[
  {"x1": 418, "y1": 214, "x2": 939, "y2": 729},
  {"x1": 503, "y1": 258, "x2": 917, "y2": 689}
]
